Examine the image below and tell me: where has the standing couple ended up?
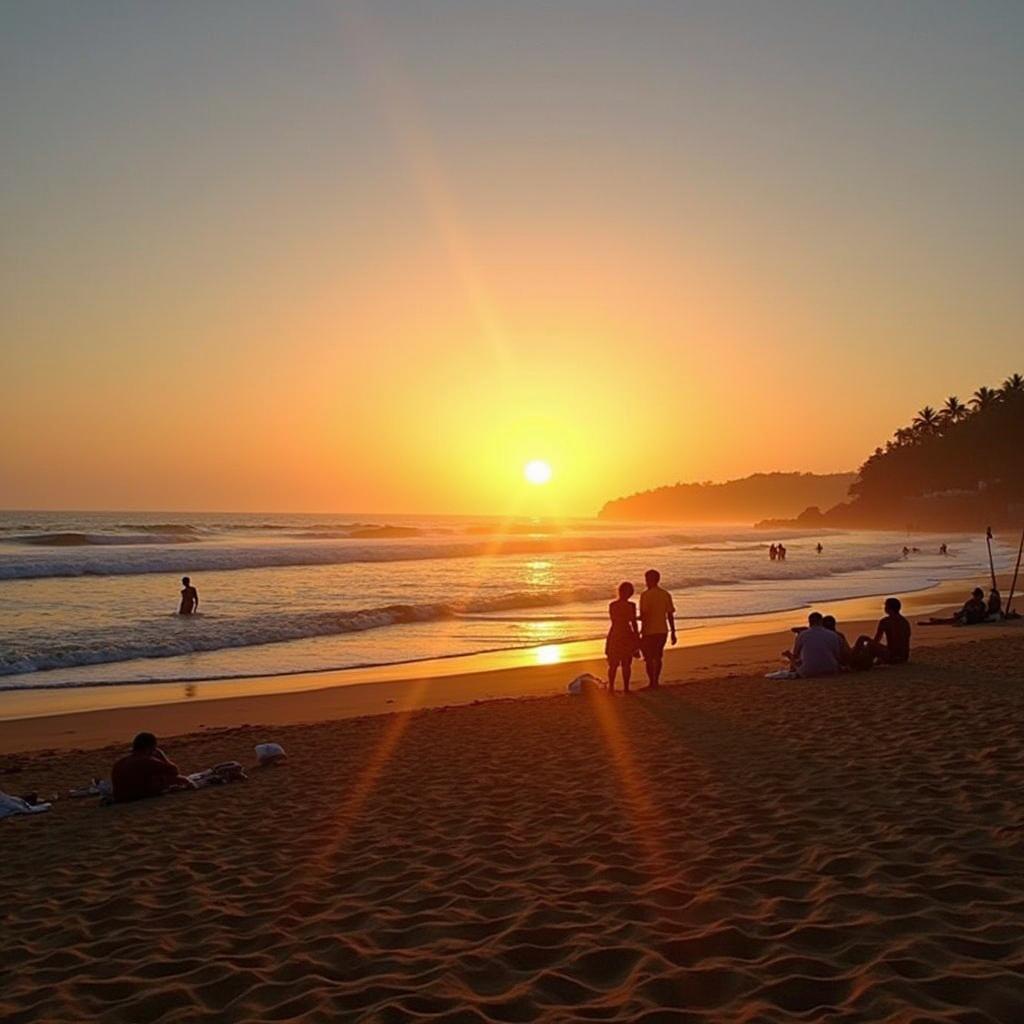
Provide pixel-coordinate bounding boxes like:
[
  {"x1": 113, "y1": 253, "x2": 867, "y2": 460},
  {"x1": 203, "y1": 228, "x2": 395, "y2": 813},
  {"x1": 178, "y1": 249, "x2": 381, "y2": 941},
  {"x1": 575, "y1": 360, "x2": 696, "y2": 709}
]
[{"x1": 604, "y1": 569, "x2": 676, "y2": 693}]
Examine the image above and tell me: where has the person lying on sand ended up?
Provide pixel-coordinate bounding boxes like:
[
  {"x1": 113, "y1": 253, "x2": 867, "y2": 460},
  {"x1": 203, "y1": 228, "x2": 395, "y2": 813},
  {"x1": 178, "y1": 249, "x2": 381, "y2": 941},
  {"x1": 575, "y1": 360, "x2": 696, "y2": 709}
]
[
  {"x1": 111, "y1": 732, "x2": 196, "y2": 803},
  {"x1": 851, "y1": 597, "x2": 911, "y2": 668},
  {"x1": 921, "y1": 588, "x2": 988, "y2": 626},
  {"x1": 784, "y1": 612, "x2": 841, "y2": 678}
]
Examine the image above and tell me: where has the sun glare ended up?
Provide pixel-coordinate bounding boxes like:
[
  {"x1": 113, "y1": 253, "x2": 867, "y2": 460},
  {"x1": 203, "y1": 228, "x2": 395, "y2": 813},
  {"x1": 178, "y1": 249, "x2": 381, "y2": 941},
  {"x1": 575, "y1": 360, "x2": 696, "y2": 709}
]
[{"x1": 524, "y1": 459, "x2": 552, "y2": 485}]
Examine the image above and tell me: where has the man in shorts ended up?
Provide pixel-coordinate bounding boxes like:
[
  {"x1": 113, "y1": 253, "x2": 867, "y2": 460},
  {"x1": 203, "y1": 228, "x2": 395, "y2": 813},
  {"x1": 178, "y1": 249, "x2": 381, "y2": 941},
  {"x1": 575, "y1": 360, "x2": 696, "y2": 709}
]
[{"x1": 639, "y1": 569, "x2": 676, "y2": 689}]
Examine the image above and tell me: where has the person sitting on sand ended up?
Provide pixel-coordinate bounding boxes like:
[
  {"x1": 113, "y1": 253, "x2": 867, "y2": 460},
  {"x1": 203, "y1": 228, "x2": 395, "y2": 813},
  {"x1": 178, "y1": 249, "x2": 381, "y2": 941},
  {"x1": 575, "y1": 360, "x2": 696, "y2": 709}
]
[
  {"x1": 179, "y1": 576, "x2": 199, "y2": 615},
  {"x1": 851, "y1": 597, "x2": 911, "y2": 669},
  {"x1": 639, "y1": 569, "x2": 676, "y2": 689},
  {"x1": 605, "y1": 581, "x2": 641, "y2": 694},
  {"x1": 921, "y1": 588, "x2": 989, "y2": 627},
  {"x1": 822, "y1": 614, "x2": 852, "y2": 667},
  {"x1": 988, "y1": 588, "x2": 1002, "y2": 620},
  {"x1": 111, "y1": 732, "x2": 195, "y2": 803},
  {"x1": 786, "y1": 612, "x2": 841, "y2": 678}
]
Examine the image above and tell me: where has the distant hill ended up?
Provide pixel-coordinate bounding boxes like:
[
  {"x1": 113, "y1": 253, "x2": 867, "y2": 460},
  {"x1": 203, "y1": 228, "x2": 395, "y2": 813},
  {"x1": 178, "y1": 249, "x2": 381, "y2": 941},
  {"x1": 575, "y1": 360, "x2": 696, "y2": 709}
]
[
  {"x1": 757, "y1": 374, "x2": 1024, "y2": 531},
  {"x1": 598, "y1": 472, "x2": 857, "y2": 523}
]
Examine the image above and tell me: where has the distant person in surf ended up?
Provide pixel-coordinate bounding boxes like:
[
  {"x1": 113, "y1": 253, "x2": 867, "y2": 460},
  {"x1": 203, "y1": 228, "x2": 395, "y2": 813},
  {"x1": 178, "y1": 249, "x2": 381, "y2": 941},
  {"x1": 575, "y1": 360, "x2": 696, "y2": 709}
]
[
  {"x1": 816, "y1": 543, "x2": 823, "y2": 554},
  {"x1": 605, "y1": 581, "x2": 641, "y2": 693},
  {"x1": 778, "y1": 544, "x2": 787, "y2": 561},
  {"x1": 769, "y1": 544, "x2": 778, "y2": 561},
  {"x1": 179, "y1": 576, "x2": 199, "y2": 615},
  {"x1": 639, "y1": 569, "x2": 676, "y2": 689},
  {"x1": 851, "y1": 597, "x2": 911, "y2": 668},
  {"x1": 939, "y1": 543, "x2": 948, "y2": 556}
]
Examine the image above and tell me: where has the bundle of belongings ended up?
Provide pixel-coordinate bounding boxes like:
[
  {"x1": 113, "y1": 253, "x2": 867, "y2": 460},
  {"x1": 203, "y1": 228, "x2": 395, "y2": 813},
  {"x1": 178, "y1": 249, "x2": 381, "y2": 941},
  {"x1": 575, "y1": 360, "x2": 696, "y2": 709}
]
[
  {"x1": 186, "y1": 761, "x2": 248, "y2": 789},
  {"x1": 0, "y1": 790, "x2": 52, "y2": 819},
  {"x1": 567, "y1": 673, "x2": 605, "y2": 695}
]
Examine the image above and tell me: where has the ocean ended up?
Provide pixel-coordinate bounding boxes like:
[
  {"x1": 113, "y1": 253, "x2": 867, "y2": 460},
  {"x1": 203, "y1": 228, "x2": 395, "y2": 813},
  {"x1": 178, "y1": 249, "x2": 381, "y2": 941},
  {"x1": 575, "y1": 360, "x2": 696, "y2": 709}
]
[{"x1": 0, "y1": 511, "x2": 1011, "y2": 692}]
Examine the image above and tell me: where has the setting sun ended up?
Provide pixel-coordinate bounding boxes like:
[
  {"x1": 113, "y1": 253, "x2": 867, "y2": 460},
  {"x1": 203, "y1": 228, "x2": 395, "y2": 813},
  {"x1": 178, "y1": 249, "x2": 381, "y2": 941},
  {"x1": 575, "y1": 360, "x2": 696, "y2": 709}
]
[{"x1": 524, "y1": 459, "x2": 552, "y2": 486}]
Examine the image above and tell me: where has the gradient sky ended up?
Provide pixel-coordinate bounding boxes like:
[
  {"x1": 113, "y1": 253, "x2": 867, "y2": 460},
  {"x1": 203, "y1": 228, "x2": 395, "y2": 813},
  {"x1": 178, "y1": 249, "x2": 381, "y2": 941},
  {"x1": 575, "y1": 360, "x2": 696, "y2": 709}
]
[{"x1": 3, "y1": 1, "x2": 1022, "y2": 515}]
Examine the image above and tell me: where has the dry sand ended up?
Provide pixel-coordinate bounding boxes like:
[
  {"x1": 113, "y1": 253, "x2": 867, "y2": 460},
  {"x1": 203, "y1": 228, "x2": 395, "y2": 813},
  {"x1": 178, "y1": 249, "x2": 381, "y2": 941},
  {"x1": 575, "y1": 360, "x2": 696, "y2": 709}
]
[{"x1": 4, "y1": 629, "x2": 1024, "y2": 1022}]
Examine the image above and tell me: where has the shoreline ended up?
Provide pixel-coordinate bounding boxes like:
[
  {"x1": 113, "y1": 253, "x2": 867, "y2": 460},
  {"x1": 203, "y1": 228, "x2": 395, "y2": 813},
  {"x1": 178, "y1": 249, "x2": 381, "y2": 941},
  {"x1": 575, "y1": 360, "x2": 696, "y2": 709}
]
[{"x1": 1, "y1": 575, "x2": 1018, "y2": 755}]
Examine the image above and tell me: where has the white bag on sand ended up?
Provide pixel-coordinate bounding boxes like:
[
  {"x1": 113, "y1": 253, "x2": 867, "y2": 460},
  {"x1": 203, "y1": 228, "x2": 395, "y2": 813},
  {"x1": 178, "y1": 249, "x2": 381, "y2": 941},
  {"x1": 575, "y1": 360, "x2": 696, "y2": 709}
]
[
  {"x1": 568, "y1": 673, "x2": 605, "y2": 695},
  {"x1": 254, "y1": 742, "x2": 287, "y2": 765}
]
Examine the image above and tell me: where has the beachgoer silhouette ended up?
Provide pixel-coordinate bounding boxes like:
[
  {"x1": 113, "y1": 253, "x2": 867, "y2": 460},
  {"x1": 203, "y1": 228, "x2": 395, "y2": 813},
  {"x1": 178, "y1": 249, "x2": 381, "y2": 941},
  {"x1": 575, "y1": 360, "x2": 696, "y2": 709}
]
[
  {"x1": 179, "y1": 576, "x2": 199, "y2": 615},
  {"x1": 639, "y1": 569, "x2": 676, "y2": 689},
  {"x1": 111, "y1": 732, "x2": 195, "y2": 802},
  {"x1": 769, "y1": 544, "x2": 778, "y2": 561},
  {"x1": 605, "y1": 581, "x2": 640, "y2": 693},
  {"x1": 778, "y1": 544, "x2": 787, "y2": 561},
  {"x1": 816, "y1": 543, "x2": 823, "y2": 554},
  {"x1": 852, "y1": 597, "x2": 911, "y2": 668}
]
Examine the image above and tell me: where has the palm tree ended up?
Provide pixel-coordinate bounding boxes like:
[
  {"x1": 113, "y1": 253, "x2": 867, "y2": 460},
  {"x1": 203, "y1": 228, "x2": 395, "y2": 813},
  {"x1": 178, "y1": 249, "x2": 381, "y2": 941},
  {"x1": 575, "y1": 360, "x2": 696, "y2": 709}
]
[
  {"x1": 970, "y1": 386, "x2": 999, "y2": 411},
  {"x1": 912, "y1": 405, "x2": 941, "y2": 435},
  {"x1": 893, "y1": 426, "x2": 915, "y2": 447},
  {"x1": 1001, "y1": 372, "x2": 1024, "y2": 395},
  {"x1": 941, "y1": 395, "x2": 967, "y2": 424}
]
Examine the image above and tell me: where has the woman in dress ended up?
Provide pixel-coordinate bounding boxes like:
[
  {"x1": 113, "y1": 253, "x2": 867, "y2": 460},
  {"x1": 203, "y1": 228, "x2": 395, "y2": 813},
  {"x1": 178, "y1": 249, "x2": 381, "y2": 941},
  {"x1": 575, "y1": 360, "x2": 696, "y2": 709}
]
[{"x1": 605, "y1": 581, "x2": 640, "y2": 693}]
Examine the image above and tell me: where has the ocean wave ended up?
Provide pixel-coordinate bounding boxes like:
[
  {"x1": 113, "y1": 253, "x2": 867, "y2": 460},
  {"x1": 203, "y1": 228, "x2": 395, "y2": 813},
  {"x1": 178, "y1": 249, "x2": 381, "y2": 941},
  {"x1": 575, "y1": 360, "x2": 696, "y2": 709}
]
[
  {"x1": 0, "y1": 533, "x2": 691, "y2": 580},
  {"x1": 0, "y1": 602, "x2": 454, "y2": 679},
  {"x1": 11, "y1": 531, "x2": 200, "y2": 548},
  {"x1": 0, "y1": 549, "x2": 903, "y2": 680}
]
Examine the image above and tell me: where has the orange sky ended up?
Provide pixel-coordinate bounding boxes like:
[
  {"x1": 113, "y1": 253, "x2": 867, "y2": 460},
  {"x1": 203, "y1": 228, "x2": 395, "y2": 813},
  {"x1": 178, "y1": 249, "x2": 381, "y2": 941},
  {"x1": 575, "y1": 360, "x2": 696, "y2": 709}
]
[{"x1": 3, "y1": 3, "x2": 1022, "y2": 516}]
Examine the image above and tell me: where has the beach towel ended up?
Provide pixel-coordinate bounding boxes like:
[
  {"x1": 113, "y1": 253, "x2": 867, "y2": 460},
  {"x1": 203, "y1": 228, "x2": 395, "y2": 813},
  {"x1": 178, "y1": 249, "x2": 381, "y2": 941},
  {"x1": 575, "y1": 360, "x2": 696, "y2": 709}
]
[
  {"x1": 0, "y1": 791, "x2": 51, "y2": 819},
  {"x1": 568, "y1": 673, "x2": 605, "y2": 695}
]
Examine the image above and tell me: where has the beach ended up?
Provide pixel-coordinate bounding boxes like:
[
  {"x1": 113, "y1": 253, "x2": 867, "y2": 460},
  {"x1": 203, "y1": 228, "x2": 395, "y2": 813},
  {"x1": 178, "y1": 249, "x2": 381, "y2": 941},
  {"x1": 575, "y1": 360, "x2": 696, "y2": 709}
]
[{"x1": 4, "y1": 605, "x2": 1024, "y2": 1022}]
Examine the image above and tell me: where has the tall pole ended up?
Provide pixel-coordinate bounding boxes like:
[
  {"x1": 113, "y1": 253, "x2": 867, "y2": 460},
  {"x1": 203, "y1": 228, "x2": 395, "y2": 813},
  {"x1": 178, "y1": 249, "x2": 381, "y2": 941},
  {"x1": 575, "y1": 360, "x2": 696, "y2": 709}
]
[
  {"x1": 1006, "y1": 527, "x2": 1024, "y2": 616},
  {"x1": 986, "y1": 526, "x2": 998, "y2": 592}
]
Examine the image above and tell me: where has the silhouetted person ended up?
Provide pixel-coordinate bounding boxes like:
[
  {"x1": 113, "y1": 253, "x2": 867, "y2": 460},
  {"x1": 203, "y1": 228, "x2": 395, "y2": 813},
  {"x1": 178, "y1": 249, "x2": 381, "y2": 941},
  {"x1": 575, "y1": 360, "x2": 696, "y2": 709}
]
[
  {"x1": 605, "y1": 581, "x2": 640, "y2": 693},
  {"x1": 788, "y1": 612, "x2": 841, "y2": 678},
  {"x1": 111, "y1": 732, "x2": 194, "y2": 803},
  {"x1": 179, "y1": 576, "x2": 199, "y2": 615},
  {"x1": 902, "y1": 546, "x2": 910, "y2": 558},
  {"x1": 639, "y1": 569, "x2": 676, "y2": 689},
  {"x1": 778, "y1": 544, "x2": 787, "y2": 561},
  {"x1": 939, "y1": 543, "x2": 948, "y2": 556},
  {"x1": 822, "y1": 614, "x2": 851, "y2": 666},
  {"x1": 987, "y1": 588, "x2": 1002, "y2": 619},
  {"x1": 852, "y1": 597, "x2": 911, "y2": 668},
  {"x1": 816, "y1": 543, "x2": 823, "y2": 554},
  {"x1": 769, "y1": 544, "x2": 778, "y2": 561},
  {"x1": 922, "y1": 588, "x2": 988, "y2": 626}
]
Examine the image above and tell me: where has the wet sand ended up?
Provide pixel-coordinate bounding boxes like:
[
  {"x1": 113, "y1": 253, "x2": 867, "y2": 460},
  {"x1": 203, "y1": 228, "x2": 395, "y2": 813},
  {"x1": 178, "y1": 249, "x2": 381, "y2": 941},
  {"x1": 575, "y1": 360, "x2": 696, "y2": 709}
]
[{"x1": 3, "y1": 620, "x2": 1024, "y2": 1021}]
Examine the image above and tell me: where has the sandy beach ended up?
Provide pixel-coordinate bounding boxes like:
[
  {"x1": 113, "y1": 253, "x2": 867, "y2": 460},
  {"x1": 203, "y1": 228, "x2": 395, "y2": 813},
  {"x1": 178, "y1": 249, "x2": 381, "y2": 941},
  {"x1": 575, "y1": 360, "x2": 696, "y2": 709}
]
[{"x1": 4, "y1": 612, "x2": 1024, "y2": 1022}]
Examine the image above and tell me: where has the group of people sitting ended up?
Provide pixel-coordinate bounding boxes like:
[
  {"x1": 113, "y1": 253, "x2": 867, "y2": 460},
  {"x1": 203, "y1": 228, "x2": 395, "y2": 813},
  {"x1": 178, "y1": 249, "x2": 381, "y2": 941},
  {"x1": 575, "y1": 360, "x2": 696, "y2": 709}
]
[
  {"x1": 777, "y1": 597, "x2": 912, "y2": 679},
  {"x1": 923, "y1": 586, "x2": 1008, "y2": 626}
]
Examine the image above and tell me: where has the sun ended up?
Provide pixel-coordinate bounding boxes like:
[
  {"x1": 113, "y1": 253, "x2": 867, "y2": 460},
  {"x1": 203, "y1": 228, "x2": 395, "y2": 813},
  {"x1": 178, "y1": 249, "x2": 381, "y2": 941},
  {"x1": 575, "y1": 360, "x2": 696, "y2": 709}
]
[{"x1": 524, "y1": 459, "x2": 552, "y2": 485}]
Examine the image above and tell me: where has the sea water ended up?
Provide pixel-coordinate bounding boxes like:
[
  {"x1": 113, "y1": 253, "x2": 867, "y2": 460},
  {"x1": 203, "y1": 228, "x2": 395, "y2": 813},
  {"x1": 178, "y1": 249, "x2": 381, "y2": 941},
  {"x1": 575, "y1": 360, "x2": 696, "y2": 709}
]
[{"x1": 0, "y1": 511, "x2": 1012, "y2": 691}]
